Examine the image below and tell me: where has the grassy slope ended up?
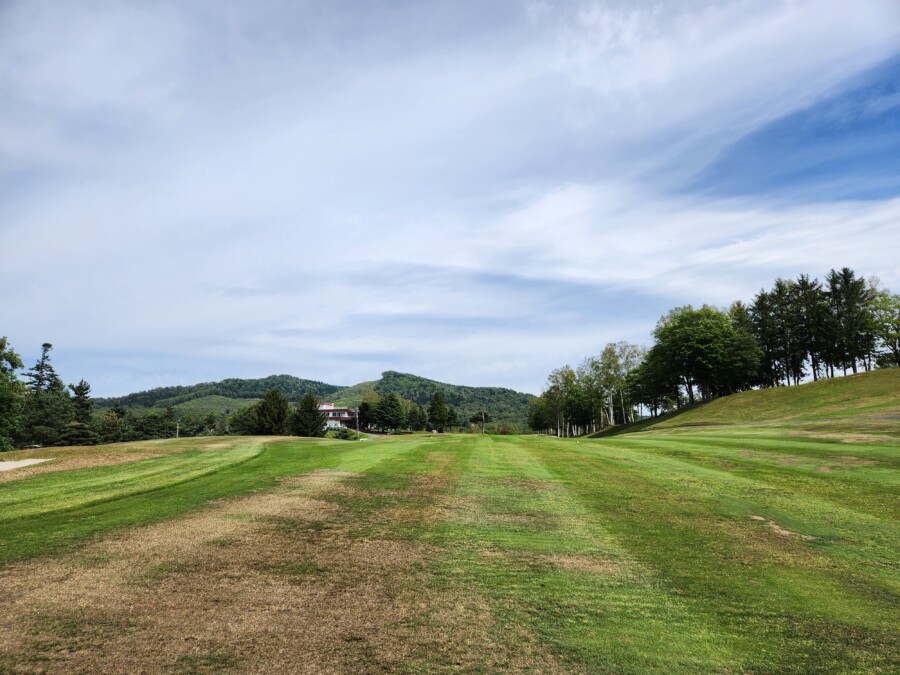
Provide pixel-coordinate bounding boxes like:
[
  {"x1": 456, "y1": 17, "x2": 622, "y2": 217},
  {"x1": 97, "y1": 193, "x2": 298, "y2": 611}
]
[
  {"x1": 0, "y1": 376, "x2": 897, "y2": 672},
  {"x1": 597, "y1": 369, "x2": 900, "y2": 437},
  {"x1": 172, "y1": 395, "x2": 259, "y2": 416},
  {"x1": 327, "y1": 380, "x2": 378, "y2": 407}
]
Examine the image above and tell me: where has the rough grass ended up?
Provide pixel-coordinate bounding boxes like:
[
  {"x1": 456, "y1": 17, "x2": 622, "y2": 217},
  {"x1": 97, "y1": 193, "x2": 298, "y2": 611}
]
[
  {"x1": 596, "y1": 369, "x2": 900, "y2": 437},
  {"x1": 0, "y1": 386, "x2": 897, "y2": 672}
]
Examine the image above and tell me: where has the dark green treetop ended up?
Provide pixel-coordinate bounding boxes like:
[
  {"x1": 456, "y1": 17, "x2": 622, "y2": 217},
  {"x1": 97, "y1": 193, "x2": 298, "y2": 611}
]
[
  {"x1": 255, "y1": 388, "x2": 290, "y2": 435},
  {"x1": 375, "y1": 392, "x2": 406, "y2": 432},
  {"x1": 427, "y1": 392, "x2": 449, "y2": 432},
  {"x1": 0, "y1": 337, "x2": 24, "y2": 451},
  {"x1": 290, "y1": 393, "x2": 326, "y2": 437}
]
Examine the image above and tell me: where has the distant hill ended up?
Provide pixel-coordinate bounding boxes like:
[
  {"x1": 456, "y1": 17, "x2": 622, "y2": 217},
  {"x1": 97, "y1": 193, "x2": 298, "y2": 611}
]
[
  {"x1": 95, "y1": 375, "x2": 344, "y2": 410},
  {"x1": 330, "y1": 371, "x2": 533, "y2": 424},
  {"x1": 97, "y1": 370, "x2": 534, "y2": 424},
  {"x1": 593, "y1": 369, "x2": 900, "y2": 437}
]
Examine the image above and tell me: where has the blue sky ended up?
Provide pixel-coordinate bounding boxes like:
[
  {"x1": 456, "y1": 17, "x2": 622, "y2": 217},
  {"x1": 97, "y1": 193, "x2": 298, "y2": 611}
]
[{"x1": 2, "y1": 0, "x2": 899, "y2": 397}]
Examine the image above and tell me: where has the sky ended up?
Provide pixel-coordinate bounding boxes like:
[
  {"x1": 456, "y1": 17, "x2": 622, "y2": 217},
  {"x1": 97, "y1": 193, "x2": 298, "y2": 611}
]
[{"x1": 2, "y1": 0, "x2": 899, "y2": 397}]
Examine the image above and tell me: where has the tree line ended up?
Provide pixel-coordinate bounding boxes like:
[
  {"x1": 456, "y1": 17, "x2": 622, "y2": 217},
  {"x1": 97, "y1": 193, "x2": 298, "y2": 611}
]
[
  {"x1": 0, "y1": 341, "x2": 240, "y2": 450},
  {"x1": 227, "y1": 388, "x2": 463, "y2": 436},
  {"x1": 0, "y1": 340, "x2": 482, "y2": 450},
  {"x1": 529, "y1": 267, "x2": 899, "y2": 436},
  {"x1": 1, "y1": 342, "x2": 102, "y2": 449}
]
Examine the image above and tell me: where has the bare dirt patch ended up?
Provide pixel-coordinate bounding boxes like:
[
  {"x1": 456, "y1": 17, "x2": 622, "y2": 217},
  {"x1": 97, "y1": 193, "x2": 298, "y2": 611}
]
[{"x1": 749, "y1": 515, "x2": 817, "y2": 541}]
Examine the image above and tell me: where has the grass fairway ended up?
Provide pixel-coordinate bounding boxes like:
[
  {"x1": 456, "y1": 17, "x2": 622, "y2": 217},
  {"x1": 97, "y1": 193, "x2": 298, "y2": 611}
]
[{"x1": 0, "y1": 388, "x2": 897, "y2": 671}]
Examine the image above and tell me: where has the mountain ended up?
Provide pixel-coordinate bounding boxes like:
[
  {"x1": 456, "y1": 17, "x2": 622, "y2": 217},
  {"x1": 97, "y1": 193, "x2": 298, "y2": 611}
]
[
  {"x1": 96, "y1": 371, "x2": 535, "y2": 425},
  {"x1": 331, "y1": 371, "x2": 533, "y2": 424},
  {"x1": 94, "y1": 375, "x2": 343, "y2": 410}
]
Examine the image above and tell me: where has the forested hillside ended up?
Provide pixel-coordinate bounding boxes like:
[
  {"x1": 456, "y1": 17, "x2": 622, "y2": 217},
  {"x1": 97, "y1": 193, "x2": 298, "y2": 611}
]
[
  {"x1": 375, "y1": 371, "x2": 531, "y2": 424},
  {"x1": 95, "y1": 375, "x2": 343, "y2": 409}
]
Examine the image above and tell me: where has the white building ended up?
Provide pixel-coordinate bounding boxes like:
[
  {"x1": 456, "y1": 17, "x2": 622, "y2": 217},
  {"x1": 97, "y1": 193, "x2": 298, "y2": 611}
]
[{"x1": 318, "y1": 402, "x2": 357, "y2": 430}]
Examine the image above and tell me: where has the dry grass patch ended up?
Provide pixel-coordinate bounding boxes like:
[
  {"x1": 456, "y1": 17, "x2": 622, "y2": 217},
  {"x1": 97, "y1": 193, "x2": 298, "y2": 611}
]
[
  {"x1": 0, "y1": 468, "x2": 560, "y2": 673},
  {"x1": 541, "y1": 554, "x2": 631, "y2": 575}
]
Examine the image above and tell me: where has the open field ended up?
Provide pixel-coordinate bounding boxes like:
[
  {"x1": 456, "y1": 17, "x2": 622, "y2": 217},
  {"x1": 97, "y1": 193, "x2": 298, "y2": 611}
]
[{"x1": 0, "y1": 382, "x2": 897, "y2": 672}]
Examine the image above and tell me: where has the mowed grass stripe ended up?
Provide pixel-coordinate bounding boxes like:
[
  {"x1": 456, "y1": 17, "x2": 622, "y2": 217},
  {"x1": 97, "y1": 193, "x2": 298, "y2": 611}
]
[
  {"x1": 589, "y1": 434, "x2": 900, "y2": 571},
  {"x1": 0, "y1": 442, "x2": 265, "y2": 521},
  {"x1": 0, "y1": 421, "x2": 896, "y2": 672},
  {"x1": 420, "y1": 436, "x2": 753, "y2": 671},
  {"x1": 0, "y1": 436, "x2": 425, "y2": 566},
  {"x1": 533, "y1": 439, "x2": 899, "y2": 671}
]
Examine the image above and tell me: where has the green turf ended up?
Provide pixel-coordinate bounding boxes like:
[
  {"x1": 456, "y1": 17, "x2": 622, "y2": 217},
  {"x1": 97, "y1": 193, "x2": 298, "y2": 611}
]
[{"x1": 1, "y1": 378, "x2": 897, "y2": 671}]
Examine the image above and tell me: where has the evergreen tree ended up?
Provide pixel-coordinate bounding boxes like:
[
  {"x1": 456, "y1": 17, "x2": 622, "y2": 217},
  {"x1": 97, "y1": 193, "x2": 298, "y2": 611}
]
[
  {"x1": 427, "y1": 392, "x2": 449, "y2": 432},
  {"x1": 69, "y1": 379, "x2": 94, "y2": 424},
  {"x1": 58, "y1": 379, "x2": 99, "y2": 446},
  {"x1": 407, "y1": 404, "x2": 428, "y2": 431},
  {"x1": 290, "y1": 393, "x2": 326, "y2": 437},
  {"x1": 0, "y1": 337, "x2": 24, "y2": 451},
  {"x1": 358, "y1": 401, "x2": 374, "y2": 430},
  {"x1": 750, "y1": 290, "x2": 780, "y2": 387},
  {"x1": 255, "y1": 388, "x2": 289, "y2": 434},
  {"x1": 771, "y1": 278, "x2": 806, "y2": 385},
  {"x1": 229, "y1": 404, "x2": 260, "y2": 435},
  {"x1": 827, "y1": 268, "x2": 873, "y2": 374},
  {"x1": 446, "y1": 405, "x2": 459, "y2": 430},
  {"x1": 100, "y1": 410, "x2": 124, "y2": 443},
  {"x1": 793, "y1": 275, "x2": 829, "y2": 381},
  {"x1": 19, "y1": 343, "x2": 73, "y2": 446},
  {"x1": 374, "y1": 392, "x2": 406, "y2": 432},
  {"x1": 25, "y1": 343, "x2": 60, "y2": 391}
]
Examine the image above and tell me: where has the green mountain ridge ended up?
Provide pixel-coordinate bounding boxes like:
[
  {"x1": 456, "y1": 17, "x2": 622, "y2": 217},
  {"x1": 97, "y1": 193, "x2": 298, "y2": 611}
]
[
  {"x1": 94, "y1": 374, "x2": 344, "y2": 410},
  {"x1": 96, "y1": 371, "x2": 535, "y2": 424}
]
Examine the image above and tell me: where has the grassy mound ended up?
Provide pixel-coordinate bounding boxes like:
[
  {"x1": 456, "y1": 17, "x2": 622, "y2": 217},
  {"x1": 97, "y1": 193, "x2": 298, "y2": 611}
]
[{"x1": 596, "y1": 369, "x2": 900, "y2": 436}]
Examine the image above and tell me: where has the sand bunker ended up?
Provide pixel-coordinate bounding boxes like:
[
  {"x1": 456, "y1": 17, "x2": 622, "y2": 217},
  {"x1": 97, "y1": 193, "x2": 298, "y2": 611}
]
[{"x1": 0, "y1": 458, "x2": 51, "y2": 472}]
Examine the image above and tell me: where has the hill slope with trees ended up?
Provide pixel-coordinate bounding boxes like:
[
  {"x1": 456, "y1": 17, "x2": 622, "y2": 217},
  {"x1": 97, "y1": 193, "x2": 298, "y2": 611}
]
[
  {"x1": 94, "y1": 375, "x2": 344, "y2": 410},
  {"x1": 329, "y1": 371, "x2": 533, "y2": 425}
]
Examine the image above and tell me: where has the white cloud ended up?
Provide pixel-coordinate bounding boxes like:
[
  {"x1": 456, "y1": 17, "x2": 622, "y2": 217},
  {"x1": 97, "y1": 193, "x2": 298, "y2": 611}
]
[{"x1": 1, "y1": 0, "x2": 898, "y2": 395}]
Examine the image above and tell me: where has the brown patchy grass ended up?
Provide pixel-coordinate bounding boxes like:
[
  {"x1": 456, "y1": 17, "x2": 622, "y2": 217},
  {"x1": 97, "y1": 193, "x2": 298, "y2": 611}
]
[
  {"x1": 540, "y1": 554, "x2": 631, "y2": 575},
  {"x1": 0, "y1": 468, "x2": 559, "y2": 673}
]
